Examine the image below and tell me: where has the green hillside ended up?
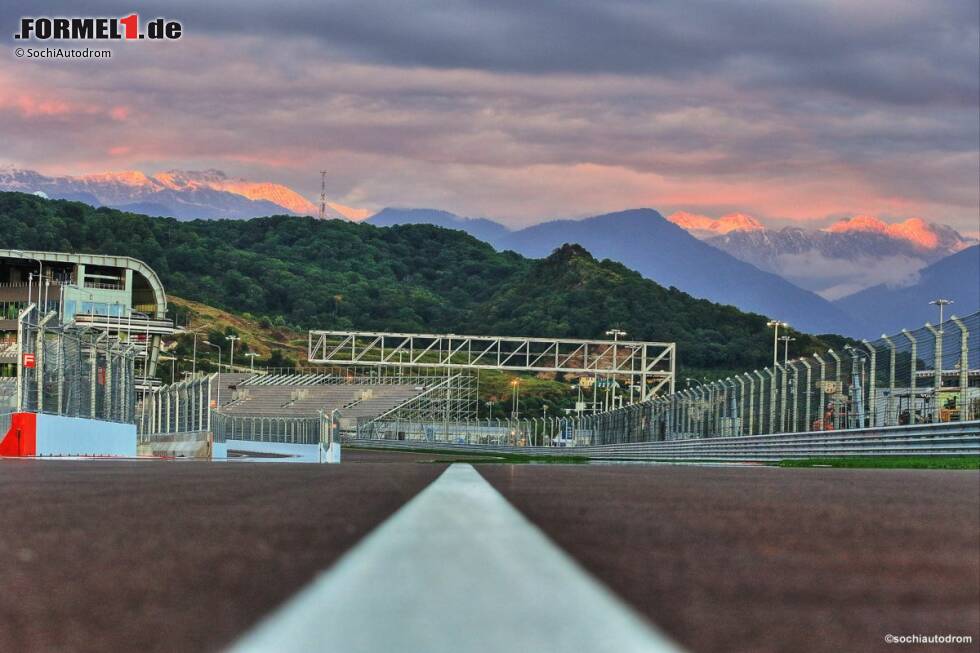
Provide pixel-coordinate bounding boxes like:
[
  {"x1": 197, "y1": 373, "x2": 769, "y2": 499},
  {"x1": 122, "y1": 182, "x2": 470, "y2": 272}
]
[{"x1": 0, "y1": 191, "x2": 842, "y2": 380}]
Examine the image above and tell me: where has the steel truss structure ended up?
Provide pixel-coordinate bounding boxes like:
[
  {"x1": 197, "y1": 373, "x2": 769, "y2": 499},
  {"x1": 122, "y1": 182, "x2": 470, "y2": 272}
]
[{"x1": 308, "y1": 330, "x2": 676, "y2": 401}]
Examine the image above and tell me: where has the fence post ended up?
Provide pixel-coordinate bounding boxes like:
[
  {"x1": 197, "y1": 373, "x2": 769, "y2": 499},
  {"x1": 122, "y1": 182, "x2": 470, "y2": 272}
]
[
  {"x1": 800, "y1": 359, "x2": 812, "y2": 431},
  {"x1": 901, "y1": 329, "x2": 917, "y2": 419},
  {"x1": 880, "y1": 335, "x2": 897, "y2": 426},
  {"x1": 924, "y1": 323, "x2": 942, "y2": 423},
  {"x1": 776, "y1": 362, "x2": 788, "y2": 433},
  {"x1": 862, "y1": 340, "x2": 877, "y2": 427},
  {"x1": 813, "y1": 353, "x2": 826, "y2": 430},
  {"x1": 828, "y1": 350, "x2": 843, "y2": 429},
  {"x1": 845, "y1": 348, "x2": 864, "y2": 429},
  {"x1": 56, "y1": 332, "x2": 64, "y2": 415},
  {"x1": 766, "y1": 367, "x2": 777, "y2": 434},
  {"x1": 950, "y1": 316, "x2": 970, "y2": 421},
  {"x1": 735, "y1": 375, "x2": 746, "y2": 435},
  {"x1": 35, "y1": 311, "x2": 56, "y2": 413},
  {"x1": 789, "y1": 362, "x2": 799, "y2": 432},
  {"x1": 15, "y1": 304, "x2": 34, "y2": 412},
  {"x1": 746, "y1": 372, "x2": 755, "y2": 435},
  {"x1": 753, "y1": 370, "x2": 766, "y2": 434}
]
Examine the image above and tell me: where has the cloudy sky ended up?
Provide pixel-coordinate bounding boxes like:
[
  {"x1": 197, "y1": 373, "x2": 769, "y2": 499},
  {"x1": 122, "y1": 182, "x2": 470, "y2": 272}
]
[{"x1": 1, "y1": 1, "x2": 978, "y2": 230}]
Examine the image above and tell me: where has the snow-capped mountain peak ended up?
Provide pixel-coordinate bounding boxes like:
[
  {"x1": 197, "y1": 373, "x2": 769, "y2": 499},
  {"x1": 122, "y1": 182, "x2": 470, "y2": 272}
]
[
  {"x1": 698, "y1": 214, "x2": 976, "y2": 300},
  {"x1": 0, "y1": 166, "x2": 367, "y2": 221},
  {"x1": 667, "y1": 211, "x2": 765, "y2": 237},
  {"x1": 822, "y1": 215, "x2": 964, "y2": 251}
]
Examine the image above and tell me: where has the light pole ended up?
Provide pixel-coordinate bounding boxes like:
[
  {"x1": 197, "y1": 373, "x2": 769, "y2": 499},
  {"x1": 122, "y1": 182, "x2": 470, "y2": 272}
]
[
  {"x1": 11, "y1": 251, "x2": 42, "y2": 316},
  {"x1": 780, "y1": 335, "x2": 796, "y2": 365},
  {"x1": 511, "y1": 378, "x2": 520, "y2": 420},
  {"x1": 245, "y1": 352, "x2": 259, "y2": 372},
  {"x1": 203, "y1": 341, "x2": 223, "y2": 408},
  {"x1": 604, "y1": 328, "x2": 627, "y2": 410},
  {"x1": 225, "y1": 334, "x2": 240, "y2": 371},
  {"x1": 767, "y1": 320, "x2": 788, "y2": 368},
  {"x1": 486, "y1": 400, "x2": 494, "y2": 423},
  {"x1": 183, "y1": 325, "x2": 208, "y2": 376},
  {"x1": 929, "y1": 299, "x2": 953, "y2": 330}
]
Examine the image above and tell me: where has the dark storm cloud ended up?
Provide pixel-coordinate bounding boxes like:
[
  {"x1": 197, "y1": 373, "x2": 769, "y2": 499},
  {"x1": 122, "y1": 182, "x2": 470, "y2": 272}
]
[
  {"x1": 0, "y1": 1, "x2": 976, "y2": 228},
  {"x1": 6, "y1": 1, "x2": 977, "y2": 105}
]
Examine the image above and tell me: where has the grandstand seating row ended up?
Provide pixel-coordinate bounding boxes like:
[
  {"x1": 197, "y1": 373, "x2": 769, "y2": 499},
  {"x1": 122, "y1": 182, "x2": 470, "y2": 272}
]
[{"x1": 209, "y1": 373, "x2": 426, "y2": 419}]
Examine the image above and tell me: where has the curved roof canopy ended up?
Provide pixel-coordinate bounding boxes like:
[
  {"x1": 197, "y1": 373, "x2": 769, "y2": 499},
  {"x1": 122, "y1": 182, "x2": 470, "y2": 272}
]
[{"x1": 0, "y1": 248, "x2": 167, "y2": 318}]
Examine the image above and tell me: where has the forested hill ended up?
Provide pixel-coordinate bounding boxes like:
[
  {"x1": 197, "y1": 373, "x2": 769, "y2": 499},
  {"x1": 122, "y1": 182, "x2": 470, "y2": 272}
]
[{"x1": 0, "y1": 192, "x2": 844, "y2": 374}]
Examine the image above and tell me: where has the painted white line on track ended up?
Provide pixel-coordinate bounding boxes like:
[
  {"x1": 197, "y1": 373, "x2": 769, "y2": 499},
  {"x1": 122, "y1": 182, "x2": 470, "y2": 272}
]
[{"x1": 230, "y1": 463, "x2": 684, "y2": 653}]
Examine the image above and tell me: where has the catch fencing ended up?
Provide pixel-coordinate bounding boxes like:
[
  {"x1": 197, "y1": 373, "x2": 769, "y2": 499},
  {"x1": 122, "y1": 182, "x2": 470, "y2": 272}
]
[
  {"x1": 211, "y1": 412, "x2": 327, "y2": 445},
  {"x1": 348, "y1": 421, "x2": 979, "y2": 461},
  {"x1": 138, "y1": 374, "x2": 334, "y2": 447},
  {"x1": 351, "y1": 312, "x2": 980, "y2": 449},
  {"x1": 13, "y1": 311, "x2": 138, "y2": 423},
  {"x1": 579, "y1": 311, "x2": 979, "y2": 445},
  {"x1": 138, "y1": 374, "x2": 212, "y2": 437}
]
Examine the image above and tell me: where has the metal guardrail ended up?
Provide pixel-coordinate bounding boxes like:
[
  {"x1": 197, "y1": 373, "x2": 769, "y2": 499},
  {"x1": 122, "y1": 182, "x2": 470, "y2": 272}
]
[{"x1": 346, "y1": 420, "x2": 980, "y2": 461}]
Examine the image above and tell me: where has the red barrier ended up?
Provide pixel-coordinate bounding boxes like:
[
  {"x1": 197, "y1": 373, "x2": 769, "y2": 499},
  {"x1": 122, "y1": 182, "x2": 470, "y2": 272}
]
[{"x1": 0, "y1": 413, "x2": 37, "y2": 456}]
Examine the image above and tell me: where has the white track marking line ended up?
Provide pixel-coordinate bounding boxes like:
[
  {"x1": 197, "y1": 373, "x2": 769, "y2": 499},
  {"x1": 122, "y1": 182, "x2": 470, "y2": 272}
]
[{"x1": 230, "y1": 463, "x2": 684, "y2": 653}]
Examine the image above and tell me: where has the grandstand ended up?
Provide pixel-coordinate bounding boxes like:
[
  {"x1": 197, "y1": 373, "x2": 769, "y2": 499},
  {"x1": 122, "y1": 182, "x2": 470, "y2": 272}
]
[
  {"x1": 141, "y1": 368, "x2": 470, "y2": 443},
  {"x1": 217, "y1": 375, "x2": 428, "y2": 419}
]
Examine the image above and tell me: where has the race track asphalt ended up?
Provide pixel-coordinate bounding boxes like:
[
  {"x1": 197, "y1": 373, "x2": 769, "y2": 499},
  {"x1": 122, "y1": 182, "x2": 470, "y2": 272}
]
[
  {"x1": 0, "y1": 458, "x2": 444, "y2": 653},
  {"x1": 3, "y1": 455, "x2": 977, "y2": 653},
  {"x1": 478, "y1": 464, "x2": 980, "y2": 653}
]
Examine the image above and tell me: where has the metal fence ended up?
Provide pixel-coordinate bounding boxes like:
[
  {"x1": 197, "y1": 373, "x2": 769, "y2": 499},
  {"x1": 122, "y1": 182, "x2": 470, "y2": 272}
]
[
  {"x1": 138, "y1": 374, "x2": 333, "y2": 447},
  {"x1": 0, "y1": 410, "x2": 11, "y2": 437},
  {"x1": 350, "y1": 312, "x2": 980, "y2": 447},
  {"x1": 577, "y1": 311, "x2": 980, "y2": 445},
  {"x1": 138, "y1": 374, "x2": 212, "y2": 438},
  {"x1": 211, "y1": 412, "x2": 327, "y2": 445},
  {"x1": 13, "y1": 310, "x2": 138, "y2": 423},
  {"x1": 348, "y1": 421, "x2": 980, "y2": 461},
  {"x1": 0, "y1": 379, "x2": 15, "y2": 413}
]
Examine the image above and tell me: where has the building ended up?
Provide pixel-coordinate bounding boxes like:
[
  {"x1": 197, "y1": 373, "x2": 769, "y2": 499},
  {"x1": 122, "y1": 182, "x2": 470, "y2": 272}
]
[{"x1": 0, "y1": 249, "x2": 173, "y2": 386}]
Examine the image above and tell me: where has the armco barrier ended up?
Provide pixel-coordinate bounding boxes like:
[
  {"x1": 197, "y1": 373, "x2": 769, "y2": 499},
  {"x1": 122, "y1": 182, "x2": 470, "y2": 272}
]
[{"x1": 346, "y1": 420, "x2": 980, "y2": 462}]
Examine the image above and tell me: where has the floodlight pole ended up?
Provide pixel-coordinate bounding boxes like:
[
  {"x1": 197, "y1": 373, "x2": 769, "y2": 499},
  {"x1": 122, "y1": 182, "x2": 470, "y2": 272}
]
[
  {"x1": 929, "y1": 298, "x2": 952, "y2": 330},
  {"x1": 204, "y1": 341, "x2": 223, "y2": 409},
  {"x1": 226, "y1": 335, "x2": 240, "y2": 372}
]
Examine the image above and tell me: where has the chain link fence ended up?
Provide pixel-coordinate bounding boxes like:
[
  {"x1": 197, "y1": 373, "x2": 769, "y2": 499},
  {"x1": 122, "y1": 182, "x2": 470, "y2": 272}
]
[{"x1": 13, "y1": 314, "x2": 138, "y2": 423}]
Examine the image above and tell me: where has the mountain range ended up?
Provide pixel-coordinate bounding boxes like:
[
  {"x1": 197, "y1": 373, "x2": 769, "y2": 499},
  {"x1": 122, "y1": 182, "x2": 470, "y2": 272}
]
[
  {"x1": 0, "y1": 166, "x2": 368, "y2": 221},
  {"x1": 489, "y1": 209, "x2": 863, "y2": 336},
  {"x1": 3, "y1": 166, "x2": 974, "y2": 338},
  {"x1": 368, "y1": 208, "x2": 510, "y2": 242},
  {"x1": 833, "y1": 245, "x2": 979, "y2": 335},
  {"x1": 680, "y1": 213, "x2": 975, "y2": 300},
  {"x1": 0, "y1": 191, "x2": 845, "y2": 376}
]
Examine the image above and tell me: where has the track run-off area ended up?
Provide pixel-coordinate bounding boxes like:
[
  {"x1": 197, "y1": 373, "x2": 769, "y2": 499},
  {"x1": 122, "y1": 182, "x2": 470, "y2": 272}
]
[{"x1": 1, "y1": 451, "x2": 977, "y2": 653}]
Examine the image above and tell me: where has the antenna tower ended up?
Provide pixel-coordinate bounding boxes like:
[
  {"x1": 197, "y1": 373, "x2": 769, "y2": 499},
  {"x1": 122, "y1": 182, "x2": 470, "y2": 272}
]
[{"x1": 319, "y1": 170, "x2": 327, "y2": 220}]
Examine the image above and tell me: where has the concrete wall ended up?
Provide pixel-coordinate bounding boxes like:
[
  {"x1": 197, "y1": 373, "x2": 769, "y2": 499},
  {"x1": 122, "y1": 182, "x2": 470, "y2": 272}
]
[{"x1": 35, "y1": 413, "x2": 136, "y2": 457}]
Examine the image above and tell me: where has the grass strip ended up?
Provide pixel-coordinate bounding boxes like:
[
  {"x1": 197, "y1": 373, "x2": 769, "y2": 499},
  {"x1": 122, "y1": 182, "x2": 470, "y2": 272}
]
[
  {"x1": 778, "y1": 456, "x2": 979, "y2": 470},
  {"x1": 346, "y1": 445, "x2": 588, "y2": 464}
]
